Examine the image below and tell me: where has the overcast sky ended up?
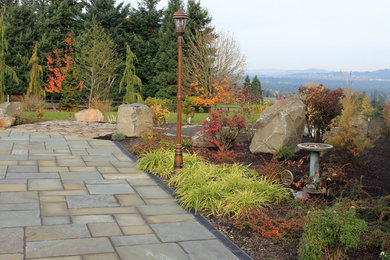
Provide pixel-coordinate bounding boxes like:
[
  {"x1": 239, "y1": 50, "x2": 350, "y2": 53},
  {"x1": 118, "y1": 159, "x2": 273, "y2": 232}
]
[{"x1": 125, "y1": 0, "x2": 390, "y2": 72}]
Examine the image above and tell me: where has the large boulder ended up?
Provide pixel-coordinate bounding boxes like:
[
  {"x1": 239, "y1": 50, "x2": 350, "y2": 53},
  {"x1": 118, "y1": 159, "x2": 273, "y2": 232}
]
[
  {"x1": 75, "y1": 108, "x2": 104, "y2": 122},
  {"x1": 250, "y1": 97, "x2": 305, "y2": 153},
  {"x1": 0, "y1": 102, "x2": 22, "y2": 116},
  {"x1": 117, "y1": 103, "x2": 153, "y2": 137}
]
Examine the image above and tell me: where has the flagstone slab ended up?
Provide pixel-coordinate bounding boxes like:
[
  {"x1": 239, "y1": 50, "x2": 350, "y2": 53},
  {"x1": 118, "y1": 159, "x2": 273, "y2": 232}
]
[
  {"x1": 40, "y1": 202, "x2": 68, "y2": 216},
  {"x1": 72, "y1": 215, "x2": 115, "y2": 224},
  {"x1": 42, "y1": 216, "x2": 70, "y2": 225},
  {"x1": 7, "y1": 172, "x2": 59, "y2": 179},
  {"x1": 179, "y1": 240, "x2": 239, "y2": 260},
  {"x1": 60, "y1": 172, "x2": 103, "y2": 181},
  {"x1": 115, "y1": 214, "x2": 145, "y2": 226},
  {"x1": 0, "y1": 254, "x2": 23, "y2": 260},
  {"x1": 57, "y1": 158, "x2": 86, "y2": 167},
  {"x1": 144, "y1": 214, "x2": 195, "y2": 224},
  {"x1": 120, "y1": 225, "x2": 153, "y2": 235},
  {"x1": 0, "y1": 191, "x2": 38, "y2": 203},
  {"x1": 67, "y1": 195, "x2": 119, "y2": 208},
  {"x1": 83, "y1": 253, "x2": 119, "y2": 260},
  {"x1": 0, "y1": 210, "x2": 40, "y2": 227},
  {"x1": 86, "y1": 183, "x2": 135, "y2": 195},
  {"x1": 150, "y1": 221, "x2": 215, "y2": 242},
  {"x1": 137, "y1": 204, "x2": 186, "y2": 216},
  {"x1": 115, "y1": 243, "x2": 190, "y2": 260},
  {"x1": 116, "y1": 194, "x2": 145, "y2": 206},
  {"x1": 0, "y1": 228, "x2": 23, "y2": 254},
  {"x1": 88, "y1": 222, "x2": 122, "y2": 237},
  {"x1": 111, "y1": 234, "x2": 159, "y2": 246},
  {"x1": 69, "y1": 207, "x2": 136, "y2": 216},
  {"x1": 26, "y1": 224, "x2": 90, "y2": 241},
  {"x1": 7, "y1": 165, "x2": 38, "y2": 173},
  {"x1": 0, "y1": 203, "x2": 39, "y2": 211},
  {"x1": 28, "y1": 179, "x2": 63, "y2": 191},
  {"x1": 0, "y1": 183, "x2": 26, "y2": 192},
  {"x1": 26, "y1": 238, "x2": 114, "y2": 258},
  {"x1": 133, "y1": 186, "x2": 172, "y2": 199}
]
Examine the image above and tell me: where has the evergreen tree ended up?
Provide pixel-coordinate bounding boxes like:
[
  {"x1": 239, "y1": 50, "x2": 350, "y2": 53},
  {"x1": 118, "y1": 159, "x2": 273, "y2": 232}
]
[
  {"x1": 59, "y1": 64, "x2": 81, "y2": 111},
  {"x1": 243, "y1": 74, "x2": 250, "y2": 90},
  {"x1": 152, "y1": 0, "x2": 182, "y2": 99},
  {"x1": 127, "y1": 0, "x2": 161, "y2": 99},
  {"x1": 0, "y1": 10, "x2": 18, "y2": 102},
  {"x1": 4, "y1": 4, "x2": 37, "y2": 94},
  {"x1": 251, "y1": 75, "x2": 262, "y2": 101},
  {"x1": 83, "y1": 0, "x2": 130, "y2": 58},
  {"x1": 119, "y1": 44, "x2": 142, "y2": 104},
  {"x1": 26, "y1": 44, "x2": 45, "y2": 97},
  {"x1": 38, "y1": 0, "x2": 84, "y2": 55},
  {"x1": 186, "y1": 0, "x2": 212, "y2": 36}
]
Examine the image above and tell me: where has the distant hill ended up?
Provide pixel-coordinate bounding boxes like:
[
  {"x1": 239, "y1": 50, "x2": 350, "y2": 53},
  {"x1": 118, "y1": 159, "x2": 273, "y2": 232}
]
[
  {"x1": 246, "y1": 68, "x2": 390, "y2": 98},
  {"x1": 247, "y1": 68, "x2": 390, "y2": 80}
]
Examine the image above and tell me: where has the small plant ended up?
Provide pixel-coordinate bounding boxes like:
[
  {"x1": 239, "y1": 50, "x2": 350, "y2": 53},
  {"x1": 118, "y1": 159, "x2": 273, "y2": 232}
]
[
  {"x1": 233, "y1": 206, "x2": 304, "y2": 240},
  {"x1": 150, "y1": 104, "x2": 169, "y2": 126},
  {"x1": 112, "y1": 132, "x2": 126, "y2": 140},
  {"x1": 35, "y1": 108, "x2": 44, "y2": 119},
  {"x1": 90, "y1": 96, "x2": 112, "y2": 113},
  {"x1": 299, "y1": 203, "x2": 367, "y2": 260},
  {"x1": 274, "y1": 146, "x2": 294, "y2": 160},
  {"x1": 183, "y1": 97, "x2": 195, "y2": 122},
  {"x1": 181, "y1": 139, "x2": 192, "y2": 149},
  {"x1": 13, "y1": 112, "x2": 37, "y2": 125},
  {"x1": 105, "y1": 113, "x2": 117, "y2": 123},
  {"x1": 21, "y1": 94, "x2": 46, "y2": 112},
  {"x1": 203, "y1": 110, "x2": 246, "y2": 150}
]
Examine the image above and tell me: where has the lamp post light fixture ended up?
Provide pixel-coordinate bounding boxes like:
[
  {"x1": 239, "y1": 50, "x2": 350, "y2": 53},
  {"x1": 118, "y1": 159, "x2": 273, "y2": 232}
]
[{"x1": 173, "y1": 8, "x2": 188, "y2": 174}]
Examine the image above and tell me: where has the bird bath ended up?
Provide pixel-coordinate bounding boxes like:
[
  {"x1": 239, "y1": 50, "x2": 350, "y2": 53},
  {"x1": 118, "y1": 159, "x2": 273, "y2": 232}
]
[{"x1": 297, "y1": 143, "x2": 333, "y2": 193}]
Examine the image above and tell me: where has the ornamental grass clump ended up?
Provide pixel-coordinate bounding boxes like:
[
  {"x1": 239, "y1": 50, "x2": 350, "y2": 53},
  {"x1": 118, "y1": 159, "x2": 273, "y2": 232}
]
[
  {"x1": 137, "y1": 149, "x2": 203, "y2": 178},
  {"x1": 168, "y1": 159, "x2": 289, "y2": 216},
  {"x1": 299, "y1": 203, "x2": 367, "y2": 260},
  {"x1": 138, "y1": 149, "x2": 289, "y2": 216}
]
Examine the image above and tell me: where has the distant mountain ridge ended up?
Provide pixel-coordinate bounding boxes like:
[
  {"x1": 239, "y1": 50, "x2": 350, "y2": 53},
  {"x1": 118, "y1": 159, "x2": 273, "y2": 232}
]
[{"x1": 247, "y1": 69, "x2": 390, "y2": 81}]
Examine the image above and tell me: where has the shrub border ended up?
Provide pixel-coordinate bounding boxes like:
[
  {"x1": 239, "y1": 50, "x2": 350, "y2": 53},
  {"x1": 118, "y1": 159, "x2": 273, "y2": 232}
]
[{"x1": 114, "y1": 141, "x2": 253, "y2": 260}]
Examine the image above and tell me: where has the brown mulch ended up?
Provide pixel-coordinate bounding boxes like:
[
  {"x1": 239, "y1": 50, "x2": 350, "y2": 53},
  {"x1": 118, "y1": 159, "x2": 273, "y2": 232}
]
[{"x1": 99, "y1": 130, "x2": 389, "y2": 260}]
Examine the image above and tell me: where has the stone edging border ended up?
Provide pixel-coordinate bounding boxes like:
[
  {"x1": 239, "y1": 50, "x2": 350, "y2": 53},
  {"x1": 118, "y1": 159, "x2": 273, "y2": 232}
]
[{"x1": 114, "y1": 141, "x2": 254, "y2": 260}]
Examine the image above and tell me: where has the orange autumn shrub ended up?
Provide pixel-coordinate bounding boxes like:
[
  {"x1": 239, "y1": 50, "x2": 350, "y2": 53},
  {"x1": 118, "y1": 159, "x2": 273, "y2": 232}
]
[{"x1": 190, "y1": 76, "x2": 232, "y2": 106}]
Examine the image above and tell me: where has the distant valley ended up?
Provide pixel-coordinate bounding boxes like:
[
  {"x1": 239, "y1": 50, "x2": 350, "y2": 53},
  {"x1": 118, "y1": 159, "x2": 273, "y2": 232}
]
[{"x1": 247, "y1": 69, "x2": 390, "y2": 98}]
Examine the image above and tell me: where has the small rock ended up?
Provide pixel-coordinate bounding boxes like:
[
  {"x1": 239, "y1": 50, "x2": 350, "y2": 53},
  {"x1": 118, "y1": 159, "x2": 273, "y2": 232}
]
[
  {"x1": 75, "y1": 108, "x2": 104, "y2": 122},
  {"x1": 292, "y1": 190, "x2": 309, "y2": 200},
  {"x1": 191, "y1": 130, "x2": 215, "y2": 148}
]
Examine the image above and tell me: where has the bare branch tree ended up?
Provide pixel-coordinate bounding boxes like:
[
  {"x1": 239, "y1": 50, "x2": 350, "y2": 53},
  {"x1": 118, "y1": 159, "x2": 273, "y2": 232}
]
[{"x1": 183, "y1": 30, "x2": 246, "y2": 96}]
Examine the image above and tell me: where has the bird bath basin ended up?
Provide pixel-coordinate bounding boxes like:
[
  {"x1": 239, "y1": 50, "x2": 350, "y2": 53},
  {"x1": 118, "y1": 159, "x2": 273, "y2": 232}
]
[{"x1": 297, "y1": 143, "x2": 333, "y2": 193}]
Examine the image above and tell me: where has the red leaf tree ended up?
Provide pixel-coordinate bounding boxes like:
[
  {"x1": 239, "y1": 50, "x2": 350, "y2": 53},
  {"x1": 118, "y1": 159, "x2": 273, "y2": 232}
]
[
  {"x1": 45, "y1": 32, "x2": 82, "y2": 94},
  {"x1": 299, "y1": 82, "x2": 344, "y2": 142}
]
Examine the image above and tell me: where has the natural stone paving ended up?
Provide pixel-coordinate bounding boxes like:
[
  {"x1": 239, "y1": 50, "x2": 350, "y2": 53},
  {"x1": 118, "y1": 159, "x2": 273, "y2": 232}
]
[{"x1": 0, "y1": 130, "x2": 240, "y2": 260}]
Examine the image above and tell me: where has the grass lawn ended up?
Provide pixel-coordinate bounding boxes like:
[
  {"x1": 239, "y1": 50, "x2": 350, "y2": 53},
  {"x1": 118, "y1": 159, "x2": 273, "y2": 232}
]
[
  {"x1": 22, "y1": 110, "x2": 253, "y2": 124},
  {"x1": 23, "y1": 111, "x2": 117, "y2": 121}
]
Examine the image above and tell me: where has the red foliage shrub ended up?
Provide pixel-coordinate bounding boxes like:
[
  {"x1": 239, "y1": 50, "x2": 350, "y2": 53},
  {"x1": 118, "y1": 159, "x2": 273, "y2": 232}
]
[{"x1": 299, "y1": 83, "x2": 344, "y2": 142}]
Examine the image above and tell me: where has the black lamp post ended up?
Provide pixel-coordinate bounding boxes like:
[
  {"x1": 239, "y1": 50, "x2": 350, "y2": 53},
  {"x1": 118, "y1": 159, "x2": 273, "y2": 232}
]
[{"x1": 173, "y1": 8, "x2": 188, "y2": 174}]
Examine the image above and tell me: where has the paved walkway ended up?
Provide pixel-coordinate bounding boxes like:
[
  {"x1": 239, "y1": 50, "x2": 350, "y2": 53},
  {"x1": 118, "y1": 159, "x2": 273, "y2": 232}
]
[{"x1": 0, "y1": 130, "x2": 239, "y2": 260}]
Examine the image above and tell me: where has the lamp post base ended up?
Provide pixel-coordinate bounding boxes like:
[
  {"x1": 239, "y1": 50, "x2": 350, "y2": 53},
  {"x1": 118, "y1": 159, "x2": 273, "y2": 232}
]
[{"x1": 174, "y1": 146, "x2": 183, "y2": 174}]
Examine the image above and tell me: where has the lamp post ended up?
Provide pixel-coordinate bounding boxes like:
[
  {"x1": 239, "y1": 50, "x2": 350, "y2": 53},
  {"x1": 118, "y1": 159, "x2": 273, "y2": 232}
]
[{"x1": 173, "y1": 8, "x2": 188, "y2": 174}]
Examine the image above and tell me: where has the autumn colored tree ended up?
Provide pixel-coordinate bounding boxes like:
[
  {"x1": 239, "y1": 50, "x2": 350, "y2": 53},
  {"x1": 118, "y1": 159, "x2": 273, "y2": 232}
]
[
  {"x1": 119, "y1": 44, "x2": 142, "y2": 104},
  {"x1": 45, "y1": 32, "x2": 82, "y2": 110},
  {"x1": 45, "y1": 32, "x2": 82, "y2": 94},
  {"x1": 325, "y1": 90, "x2": 372, "y2": 163},
  {"x1": 0, "y1": 10, "x2": 18, "y2": 102},
  {"x1": 191, "y1": 77, "x2": 231, "y2": 106},
  {"x1": 26, "y1": 44, "x2": 45, "y2": 97},
  {"x1": 299, "y1": 82, "x2": 344, "y2": 142}
]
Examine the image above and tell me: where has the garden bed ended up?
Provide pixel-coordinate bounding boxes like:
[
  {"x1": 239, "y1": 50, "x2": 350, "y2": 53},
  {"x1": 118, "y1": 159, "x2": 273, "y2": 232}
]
[{"x1": 98, "y1": 130, "x2": 390, "y2": 260}]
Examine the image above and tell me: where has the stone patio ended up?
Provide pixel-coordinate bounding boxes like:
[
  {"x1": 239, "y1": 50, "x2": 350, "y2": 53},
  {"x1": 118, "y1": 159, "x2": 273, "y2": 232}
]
[{"x1": 0, "y1": 130, "x2": 240, "y2": 260}]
